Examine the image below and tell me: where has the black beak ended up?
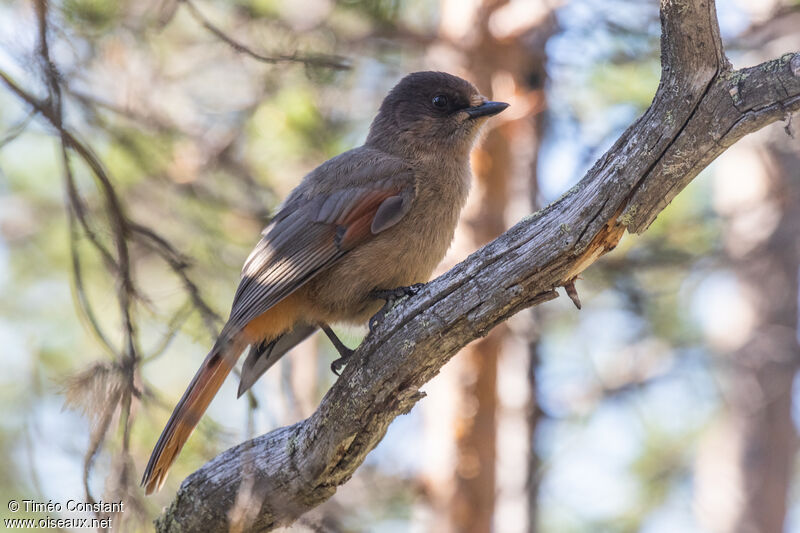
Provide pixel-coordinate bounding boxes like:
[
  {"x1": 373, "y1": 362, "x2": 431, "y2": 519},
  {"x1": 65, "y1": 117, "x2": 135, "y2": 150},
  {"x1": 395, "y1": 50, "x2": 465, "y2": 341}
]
[{"x1": 466, "y1": 100, "x2": 509, "y2": 119}]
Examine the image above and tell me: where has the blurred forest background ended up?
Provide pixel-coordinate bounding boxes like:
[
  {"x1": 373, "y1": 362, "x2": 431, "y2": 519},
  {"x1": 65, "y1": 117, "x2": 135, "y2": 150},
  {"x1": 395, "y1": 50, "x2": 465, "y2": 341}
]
[{"x1": 1, "y1": 0, "x2": 799, "y2": 531}]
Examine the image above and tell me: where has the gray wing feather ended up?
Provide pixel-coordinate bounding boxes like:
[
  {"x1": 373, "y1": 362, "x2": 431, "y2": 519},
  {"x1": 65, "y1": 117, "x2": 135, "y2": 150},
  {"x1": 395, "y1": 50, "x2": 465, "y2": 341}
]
[
  {"x1": 237, "y1": 323, "x2": 318, "y2": 397},
  {"x1": 371, "y1": 195, "x2": 406, "y2": 234},
  {"x1": 228, "y1": 221, "x2": 343, "y2": 331},
  {"x1": 316, "y1": 192, "x2": 342, "y2": 223}
]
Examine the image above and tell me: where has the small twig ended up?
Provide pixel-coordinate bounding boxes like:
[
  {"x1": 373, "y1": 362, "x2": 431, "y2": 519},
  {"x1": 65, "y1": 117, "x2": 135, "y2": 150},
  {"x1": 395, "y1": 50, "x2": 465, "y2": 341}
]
[
  {"x1": 67, "y1": 213, "x2": 117, "y2": 355},
  {"x1": 0, "y1": 109, "x2": 35, "y2": 148},
  {"x1": 180, "y1": 0, "x2": 350, "y2": 70},
  {"x1": 66, "y1": 84, "x2": 179, "y2": 132},
  {"x1": 143, "y1": 301, "x2": 195, "y2": 363},
  {"x1": 563, "y1": 277, "x2": 582, "y2": 310},
  {"x1": 131, "y1": 224, "x2": 223, "y2": 337}
]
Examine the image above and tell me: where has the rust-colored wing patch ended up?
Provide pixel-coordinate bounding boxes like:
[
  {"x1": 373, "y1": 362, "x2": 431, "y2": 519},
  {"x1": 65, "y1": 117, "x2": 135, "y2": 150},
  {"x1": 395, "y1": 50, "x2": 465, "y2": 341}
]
[{"x1": 338, "y1": 188, "x2": 401, "y2": 250}]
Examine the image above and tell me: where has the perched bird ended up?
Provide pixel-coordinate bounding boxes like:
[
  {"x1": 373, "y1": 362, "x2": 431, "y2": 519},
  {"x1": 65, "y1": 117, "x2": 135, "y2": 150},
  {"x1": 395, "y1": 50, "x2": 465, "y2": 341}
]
[{"x1": 141, "y1": 71, "x2": 508, "y2": 494}]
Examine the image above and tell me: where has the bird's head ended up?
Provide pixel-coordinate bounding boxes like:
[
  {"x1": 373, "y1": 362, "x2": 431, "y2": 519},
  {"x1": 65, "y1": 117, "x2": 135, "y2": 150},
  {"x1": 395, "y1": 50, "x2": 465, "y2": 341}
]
[{"x1": 366, "y1": 71, "x2": 509, "y2": 158}]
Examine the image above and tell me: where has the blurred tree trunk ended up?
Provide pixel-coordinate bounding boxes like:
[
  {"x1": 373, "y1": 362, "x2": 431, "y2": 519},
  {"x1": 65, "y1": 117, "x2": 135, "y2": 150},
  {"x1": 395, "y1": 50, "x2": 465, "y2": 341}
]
[
  {"x1": 432, "y1": 1, "x2": 556, "y2": 531},
  {"x1": 695, "y1": 9, "x2": 800, "y2": 532},
  {"x1": 696, "y1": 128, "x2": 800, "y2": 533},
  {"x1": 526, "y1": 338, "x2": 544, "y2": 533}
]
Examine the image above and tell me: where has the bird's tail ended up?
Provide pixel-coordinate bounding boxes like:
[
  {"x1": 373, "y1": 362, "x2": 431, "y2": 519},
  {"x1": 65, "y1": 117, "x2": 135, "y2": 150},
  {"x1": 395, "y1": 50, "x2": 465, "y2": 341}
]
[{"x1": 141, "y1": 336, "x2": 247, "y2": 494}]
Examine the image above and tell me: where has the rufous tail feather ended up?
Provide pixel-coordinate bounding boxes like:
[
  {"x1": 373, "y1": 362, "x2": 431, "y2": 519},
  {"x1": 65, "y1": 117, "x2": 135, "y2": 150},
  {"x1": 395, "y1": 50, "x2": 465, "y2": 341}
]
[{"x1": 141, "y1": 337, "x2": 246, "y2": 494}]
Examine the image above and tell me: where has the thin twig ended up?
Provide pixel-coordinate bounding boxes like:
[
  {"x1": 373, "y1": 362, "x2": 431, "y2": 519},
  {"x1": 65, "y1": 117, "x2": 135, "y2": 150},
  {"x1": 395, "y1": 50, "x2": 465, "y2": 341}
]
[
  {"x1": 0, "y1": 109, "x2": 36, "y2": 148},
  {"x1": 131, "y1": 223, "x2": 223, "y2": 337},
  {"x1": 181, "y1": 0, "x2": 350, "y2": 70},
  {"x1": 67, "y1": 212, "x2": 117, "y2": 355},
  {"x1": 143, "y1": 301, "x2": 195, "y2": 363},
  {"x1": 65, "y1": 85, "x2": 180, "y2": 134}
]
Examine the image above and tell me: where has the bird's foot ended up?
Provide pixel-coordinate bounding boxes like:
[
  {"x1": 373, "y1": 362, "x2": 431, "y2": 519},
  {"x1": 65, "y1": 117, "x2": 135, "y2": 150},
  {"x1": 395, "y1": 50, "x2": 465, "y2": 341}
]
[
  {"x1": 368, "y1": 283, "x2": 426, "y2": 332},
  {"x1": 330, "y1": 351, "x2": 353, "y2": 376},
  {"x1": 321, "y1": 324, "x2": 354, "y2": 376}
]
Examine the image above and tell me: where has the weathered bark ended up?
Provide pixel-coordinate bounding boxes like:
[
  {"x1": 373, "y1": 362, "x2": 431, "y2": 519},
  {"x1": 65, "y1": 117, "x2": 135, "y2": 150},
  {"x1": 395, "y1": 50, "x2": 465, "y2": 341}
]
[{"x1": 155, "y1": 0, "x2": 800, "y2": 530}]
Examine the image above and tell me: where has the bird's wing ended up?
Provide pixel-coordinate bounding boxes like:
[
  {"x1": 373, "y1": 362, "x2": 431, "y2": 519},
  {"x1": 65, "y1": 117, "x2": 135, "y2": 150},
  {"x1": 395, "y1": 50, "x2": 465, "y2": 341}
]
[{"x1": 224, "y1": 162, "x2": 415, "y2": 335}]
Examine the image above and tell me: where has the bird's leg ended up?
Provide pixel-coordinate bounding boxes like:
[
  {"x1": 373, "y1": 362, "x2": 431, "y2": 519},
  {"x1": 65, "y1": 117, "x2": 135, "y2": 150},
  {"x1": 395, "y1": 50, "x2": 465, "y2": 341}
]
[
  {"x1": 320, "y1": 323, "x2": 354, "y2": 376},
  {"x1": 368, "y1": 283, "x2": 426, "y2": 332}
]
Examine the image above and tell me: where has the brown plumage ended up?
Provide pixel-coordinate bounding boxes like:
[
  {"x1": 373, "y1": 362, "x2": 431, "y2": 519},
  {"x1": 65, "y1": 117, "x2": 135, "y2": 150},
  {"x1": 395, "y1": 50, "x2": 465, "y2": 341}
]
[{"x1": 141, "y1": 71, "x2": 508, "y2": 494}]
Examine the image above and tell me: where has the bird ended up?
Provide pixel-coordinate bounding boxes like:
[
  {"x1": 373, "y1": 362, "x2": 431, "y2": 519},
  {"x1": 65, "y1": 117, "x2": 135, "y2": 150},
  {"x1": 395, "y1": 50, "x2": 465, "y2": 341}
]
[{"x1": 141, "y1": 71, "x2": 509, "y2": 494}]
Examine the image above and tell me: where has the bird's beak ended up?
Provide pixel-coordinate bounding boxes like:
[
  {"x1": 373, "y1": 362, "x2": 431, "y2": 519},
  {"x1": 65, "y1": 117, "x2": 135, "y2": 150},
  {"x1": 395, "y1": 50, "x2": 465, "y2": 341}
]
[{"x1": 465, "y1": 100, "x2": 510, "y2": 119}]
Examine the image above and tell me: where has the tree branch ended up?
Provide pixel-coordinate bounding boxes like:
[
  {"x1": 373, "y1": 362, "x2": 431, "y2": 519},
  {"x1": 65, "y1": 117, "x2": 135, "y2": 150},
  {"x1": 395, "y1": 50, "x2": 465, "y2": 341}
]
[{"x1": 156, "y1": 1, "x2": 800, "y2": 530}]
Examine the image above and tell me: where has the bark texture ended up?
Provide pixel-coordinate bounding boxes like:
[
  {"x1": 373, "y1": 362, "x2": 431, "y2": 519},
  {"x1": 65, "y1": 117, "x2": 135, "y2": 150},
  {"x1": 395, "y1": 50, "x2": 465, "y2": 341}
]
[{"x1": 156, "y1": 1, "x2": 800, "y2": 530}]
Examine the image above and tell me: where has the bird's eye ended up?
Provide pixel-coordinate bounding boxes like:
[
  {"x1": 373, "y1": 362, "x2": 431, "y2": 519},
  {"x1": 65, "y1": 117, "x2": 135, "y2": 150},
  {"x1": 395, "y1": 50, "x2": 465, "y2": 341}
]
[{"x1": 432, "y1": 94, "x2": 448, "y2": 109}]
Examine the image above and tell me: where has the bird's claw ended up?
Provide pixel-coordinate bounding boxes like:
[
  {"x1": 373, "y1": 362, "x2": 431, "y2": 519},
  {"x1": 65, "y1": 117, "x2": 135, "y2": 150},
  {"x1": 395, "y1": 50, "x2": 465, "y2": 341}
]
[
  {"x1": 321, "y1": 324, "x2": 355, "y2": 376},
  {"x1": 371, "y1": 283, "x2": 425, "y2": 301},
  {"x1": 368, "y1": 313, "x2": 381, "y2": 333},
  {"x1": 330, "y1": 355, "x2": 349, "y2": 376},
  {"x1": 368, "y1": 283, "x2": 426, "y2": 333}
]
